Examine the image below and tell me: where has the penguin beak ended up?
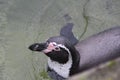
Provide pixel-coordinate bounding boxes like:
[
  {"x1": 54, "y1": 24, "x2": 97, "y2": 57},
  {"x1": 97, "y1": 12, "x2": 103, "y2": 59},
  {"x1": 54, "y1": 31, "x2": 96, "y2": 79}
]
[{"x1": 28, "y1": 43, "x2": 47, "y2": 52}]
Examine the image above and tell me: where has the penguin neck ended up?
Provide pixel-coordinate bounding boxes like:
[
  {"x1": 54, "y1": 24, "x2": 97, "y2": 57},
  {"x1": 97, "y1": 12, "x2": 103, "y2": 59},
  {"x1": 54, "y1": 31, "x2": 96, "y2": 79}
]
[
  {"x1": 47, "y1": 47, "x2": 80, "y2": 78},
  {"x1": 47, "y1": 51, "x2": 73, "y2": 78}
]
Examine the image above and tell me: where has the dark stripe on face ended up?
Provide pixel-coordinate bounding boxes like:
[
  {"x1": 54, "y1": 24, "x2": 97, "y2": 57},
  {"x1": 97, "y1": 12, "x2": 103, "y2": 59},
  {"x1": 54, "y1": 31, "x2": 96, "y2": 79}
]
[{"x1": 46, "y1": 47, "x2": 69, "y2": 64}]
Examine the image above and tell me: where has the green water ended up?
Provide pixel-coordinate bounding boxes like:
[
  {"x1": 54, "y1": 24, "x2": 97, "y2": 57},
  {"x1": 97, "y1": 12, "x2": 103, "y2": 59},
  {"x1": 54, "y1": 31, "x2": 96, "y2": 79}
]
[{"x1": 0, "y1": 0, "x2": 120, "y2": 80}]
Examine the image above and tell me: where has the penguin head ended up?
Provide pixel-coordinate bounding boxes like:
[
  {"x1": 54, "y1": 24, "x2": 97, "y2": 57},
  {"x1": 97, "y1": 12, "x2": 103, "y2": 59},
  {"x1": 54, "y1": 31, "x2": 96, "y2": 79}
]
[{"x1": 29, "y1": 36, "x2": 74, "y2": 64}]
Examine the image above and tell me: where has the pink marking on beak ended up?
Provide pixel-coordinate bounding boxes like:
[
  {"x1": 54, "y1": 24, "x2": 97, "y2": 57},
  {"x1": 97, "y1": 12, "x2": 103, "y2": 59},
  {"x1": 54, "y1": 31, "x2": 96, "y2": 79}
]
[{"x1": 43, "y1": 43, "x2": 56, "y2": 53}]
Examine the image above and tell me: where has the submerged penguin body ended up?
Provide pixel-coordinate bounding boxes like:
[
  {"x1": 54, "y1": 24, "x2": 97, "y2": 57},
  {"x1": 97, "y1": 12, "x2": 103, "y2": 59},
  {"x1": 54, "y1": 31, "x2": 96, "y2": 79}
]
[
  {"x1": 76, "y1": 26, "x2": 120, "y2": 72},
  {"x1": 29, "y1": 25, "x2": 120, "y2": 80}
]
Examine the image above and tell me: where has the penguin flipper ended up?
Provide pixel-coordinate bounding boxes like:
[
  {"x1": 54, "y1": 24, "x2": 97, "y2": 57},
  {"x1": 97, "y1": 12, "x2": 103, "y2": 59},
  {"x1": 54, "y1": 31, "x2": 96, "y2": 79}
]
[{"x1": 60, "y1": 23, "x2": 78, "y2": 45}]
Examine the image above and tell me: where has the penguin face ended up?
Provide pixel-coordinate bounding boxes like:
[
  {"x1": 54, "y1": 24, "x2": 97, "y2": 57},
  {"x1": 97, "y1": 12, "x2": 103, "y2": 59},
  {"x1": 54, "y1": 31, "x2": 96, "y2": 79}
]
[
  {"x1": 44, "y1": 41, "x2": 71, "y2": 63},
  {"x1": 29, "y1": 36, "x2": 80, "y2": 78},
  {"x1": 29, "y1": 36, "x2": 72, "y2": 63}
]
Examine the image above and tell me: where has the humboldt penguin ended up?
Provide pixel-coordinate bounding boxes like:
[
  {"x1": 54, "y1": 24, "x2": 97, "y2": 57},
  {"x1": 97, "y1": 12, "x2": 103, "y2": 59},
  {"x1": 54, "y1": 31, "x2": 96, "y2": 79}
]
[{"x1": 28, "y1": 23, "x2": 120, "y2": 80}]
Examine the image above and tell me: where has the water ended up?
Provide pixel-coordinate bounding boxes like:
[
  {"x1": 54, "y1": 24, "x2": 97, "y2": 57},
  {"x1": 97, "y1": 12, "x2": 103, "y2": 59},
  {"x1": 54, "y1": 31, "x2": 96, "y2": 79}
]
[{"x1": 0, "y1": 0, "x2": 120, "y2": 80}]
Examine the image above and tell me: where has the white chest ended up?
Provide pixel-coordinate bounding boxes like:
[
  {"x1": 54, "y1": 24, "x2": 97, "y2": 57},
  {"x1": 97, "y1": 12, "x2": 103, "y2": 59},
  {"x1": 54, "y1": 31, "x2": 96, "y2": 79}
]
[{"x1": 48, "y1": 56, "x2": 72, "y2": 78}]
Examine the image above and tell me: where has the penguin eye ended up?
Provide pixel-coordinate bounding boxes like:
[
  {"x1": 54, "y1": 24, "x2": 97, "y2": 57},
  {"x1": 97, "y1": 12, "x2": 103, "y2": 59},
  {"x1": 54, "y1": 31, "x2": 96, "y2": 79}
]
[{"x1": 54, "y1": 47, "x2": 60, "y2": 51}]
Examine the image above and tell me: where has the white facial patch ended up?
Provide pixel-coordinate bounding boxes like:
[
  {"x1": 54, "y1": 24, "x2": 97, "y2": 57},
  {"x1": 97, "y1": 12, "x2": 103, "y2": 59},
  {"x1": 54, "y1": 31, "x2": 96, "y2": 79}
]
[{"x1": 47, "y1": 42, "x2": 72, "y2": 78}]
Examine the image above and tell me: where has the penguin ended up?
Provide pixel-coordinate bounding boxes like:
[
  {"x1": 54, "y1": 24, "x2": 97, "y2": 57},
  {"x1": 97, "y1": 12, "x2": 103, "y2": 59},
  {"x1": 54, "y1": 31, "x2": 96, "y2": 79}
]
[{"x1": 28, "y1": 23, "x2": 120, "y2": 80}]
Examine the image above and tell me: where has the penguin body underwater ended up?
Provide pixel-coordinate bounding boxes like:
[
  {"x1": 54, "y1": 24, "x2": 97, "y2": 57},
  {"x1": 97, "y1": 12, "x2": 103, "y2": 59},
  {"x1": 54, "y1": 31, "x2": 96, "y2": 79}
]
[{"x1": 29, "y1": 23, "x2": 120, "y2": 80}]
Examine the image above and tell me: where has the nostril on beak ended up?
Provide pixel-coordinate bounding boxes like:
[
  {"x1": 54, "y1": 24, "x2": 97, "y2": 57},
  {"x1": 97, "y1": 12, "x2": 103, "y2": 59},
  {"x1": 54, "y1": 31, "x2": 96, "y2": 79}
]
[
  {"x1": 28, "y1": 43, "x2": 47, "y2": 51},
  {"x1": 28, "y1": 44, "x2": 36, "y2": 51},
  {"x1": 28, "y1": 43, "x2": 40, "y2": 51},
  {"x1": 33, "y1": 44, "x2": 39, "y2": 50}
]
